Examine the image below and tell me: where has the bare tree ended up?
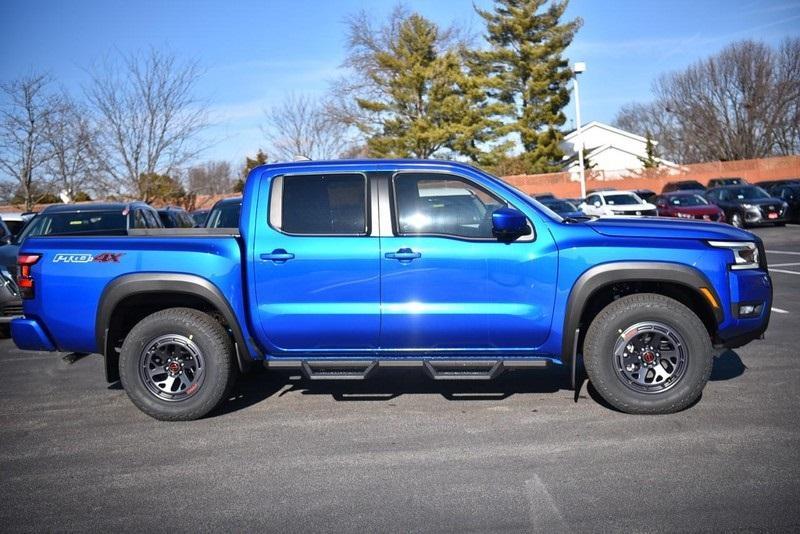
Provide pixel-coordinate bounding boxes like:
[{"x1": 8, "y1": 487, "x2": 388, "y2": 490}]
[
  {"x1": 0, "y1": 73, "x2": 60, "y2": 210},
  {"x1": 87, "y1": 49, "x2": 209, "y2": 201},
  {"x1": 263, "y1": 93, "x2": 351, "y2": 161},
  {"x1": 44, "y1": 95, "x2": 100, "y2": 201},
  {"x1": 615, "y1": 38, "x2": 800, "y2": 163},
  {"x1": 187, "y1": 160, "x2": 235, "y2": 195}
]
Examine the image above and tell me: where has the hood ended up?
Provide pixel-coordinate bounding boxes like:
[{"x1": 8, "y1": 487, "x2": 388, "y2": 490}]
[
  {"x1": 606, "y1": 202, "x2": 656, "y2": 212},
  {"x1": 669, "y1": 205, "x2": 723, "y2": 214},
  {"x1": 588, "y1": 217, "x2": 754, "y2": 241},
  {"x1": 738, "y1": 198, "x2": 784, "y2": 208}
]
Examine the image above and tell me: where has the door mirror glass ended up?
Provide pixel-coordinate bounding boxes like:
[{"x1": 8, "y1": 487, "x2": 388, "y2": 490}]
[
  {"x1": 593, "y1": 200, "x2": 602, "y2": 208},
  {"x1": 491, "y1": 207, "x2": 530, "y2": 241}
]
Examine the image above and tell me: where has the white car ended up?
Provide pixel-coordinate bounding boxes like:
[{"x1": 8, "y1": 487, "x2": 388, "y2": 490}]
[{"x1": 579, "y1": 190, "x2": 658, "y2": 218}]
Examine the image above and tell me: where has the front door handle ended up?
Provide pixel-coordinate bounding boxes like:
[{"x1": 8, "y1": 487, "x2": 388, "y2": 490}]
[
  {"x1": 385, "y1": 248, "x2": 421, "y2": 262},
  {"x1": 260, "y1": 249, "x2": 295, "y2": 263}
]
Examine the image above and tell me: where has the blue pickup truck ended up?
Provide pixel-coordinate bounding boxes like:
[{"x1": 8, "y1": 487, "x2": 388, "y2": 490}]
[{"x1": 11, "y1": 160, "x2": 772, "y2": 420}]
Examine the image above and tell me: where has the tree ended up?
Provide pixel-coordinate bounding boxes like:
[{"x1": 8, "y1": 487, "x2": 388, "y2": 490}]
[
  {"x1": 264, "y1": 93, "x2": 351, "y2": 161},
  {"x1": 334, "y1": 7, "x2": 507, "y2": 162},
  {"x1": 87, "y1": 49, "x2": 209, "y2": 199},
  {"x1": 614, "y1": 101, "x2": 693, "y2": 163},
  {"x1": 0, "y1": 73, "x2": 60, "y2": 210},
  {"x1": 638, "y1": 132, "x2": 660, "y2": 169},
  {"x1": 44, "y1": 95, "x2": 100, "y2": 202},
  {"x1": 187, "y1": 160, "x2": 235, "y2": 195},
  {"x1": 138, "y1": 172, "x2": 186, "y2": 204},
  {"x1": 616, "y1": 38, "x2": 800, "y2": 163},
  {"x1": 234, "y1": 149, "x2": 268, "y2": 192},
  {"x1": 476, "y1": 0, "x2": 582, "y2": 173}
]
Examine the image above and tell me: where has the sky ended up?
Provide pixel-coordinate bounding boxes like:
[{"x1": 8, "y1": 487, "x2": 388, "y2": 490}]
[{"x1": 1, "y1": 0, "x2": 799, "y2": 166}]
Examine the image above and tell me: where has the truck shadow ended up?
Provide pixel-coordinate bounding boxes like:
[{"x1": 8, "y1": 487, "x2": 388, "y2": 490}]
[
  {"x1": 211, "y1": 365, "x2": 566, "y2": 416},
  {"x1": 212, "y1": 351, "x2": 746, "y2": 417}
]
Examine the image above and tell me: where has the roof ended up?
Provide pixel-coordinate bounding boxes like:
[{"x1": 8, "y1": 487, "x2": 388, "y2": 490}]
[
  {"x1": 661, "y1": 191, "x2": 707, "y2": 197},
  {"x1": 563, "y1": 121, "x2": 654, "y2": 145},
  {"x1": 212, "y1": 196, "x2": 242, "y2": 206},
  {"x1": 40, "y1": 201, "x2": 150, "y2": 213},
  {"x1": 157, "y1": 205, "x2": 188, "y2": 212},
  {"x1": 252, "y1": 159, "x2": 480, "y2": 175}
]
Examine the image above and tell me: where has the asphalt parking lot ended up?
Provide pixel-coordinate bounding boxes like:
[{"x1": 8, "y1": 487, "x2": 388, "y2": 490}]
[{"x1": 1, "y1": 225, "x2": 799, "y2": 533}]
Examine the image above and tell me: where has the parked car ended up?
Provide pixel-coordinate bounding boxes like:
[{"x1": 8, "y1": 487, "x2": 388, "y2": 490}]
[
  {"x1": 754, "y1": 179, "x2": 800, "y2": 189},
  {"x1": 11, "y1": 160, "x2": 771, "y2": 420},
  {"x1": 539, "y1": 198, "x2": 585, "y2": 218},
  {"x1": 205, "y1": 196, "x2": 242, "y2": 228},
  {"x1": 707, "y1": 177, "x2": 747, "y2": 188},
  {"x1": 654, "y1": 192, "x2": 725, "y2": 223},
  {"x1": 662, "y1": 180, "x2": 706, "y2": 193},
  {"x1": 0, "y1": 211, "x2": 35, "y2": 237},
  {"x1": 157, "y1": 206, "x2": 195, "y2": 228},
  {"x1": 704, "y1": 185, "x2": 789, "y2": 228},
  {"x1": 632, "y1": 189, "x2": 657, "y2": 203},
  {"x1": 0, "y1": 202, "x2": 163, "y2": 328},
  {"x1": 579, "y1": 190, "x2": 658, "y2": 217},
  {"x1": 765, "y1": 183, "x2": 800, "y2": 223},
  {"x1": 190, "y1": 209, "x2": 210, "y2": 227}
]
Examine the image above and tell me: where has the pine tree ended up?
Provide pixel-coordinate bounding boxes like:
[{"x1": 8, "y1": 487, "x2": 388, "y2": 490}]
[
  {"x1": 340, "y1": 8, "x2": 508, "y2": 162},
  {"x1": 234, "y1": 149, "x2": 268, "y2": 193},
  {"x1": 639, "y1": 132, "x2": 660, "y2": 169},
  {"x1": 476, "y1": 0, "x2": 582, "y2": 173}
]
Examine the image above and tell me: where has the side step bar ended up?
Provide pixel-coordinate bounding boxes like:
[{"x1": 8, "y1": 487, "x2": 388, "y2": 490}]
[{"x1": 266, "y1": 359, "x2": 548, "y2": 380}]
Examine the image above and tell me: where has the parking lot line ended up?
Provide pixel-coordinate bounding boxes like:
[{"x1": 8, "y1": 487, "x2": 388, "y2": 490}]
[
  {"x1": 769, "y1": 268, "x2": 800, "y2": 276},
  {"x1": 767, "y1": 250, "x2": 800, "y2": 256},
  {"x1": 770, "y1": 262, "x2": 800, "y2": 267},
  {"x1": 772, "y1": 307, "x2": 790, "y2": 314}
]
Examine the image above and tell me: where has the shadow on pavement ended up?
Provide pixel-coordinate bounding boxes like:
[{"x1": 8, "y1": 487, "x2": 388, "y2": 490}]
[{"x1": 710, "y1": 350, "x2": 746, "y2": 381}]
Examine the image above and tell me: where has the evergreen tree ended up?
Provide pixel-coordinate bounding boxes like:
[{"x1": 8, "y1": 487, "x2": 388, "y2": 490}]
[
  {"x1": 476, "y1": 0, "x2": 582, "y2": 173},
  {"x1": 639, "y1": 132, "x2": 660, "y2": 169},
  {"x1": 235, "y1": 149, "x2": 268, "y2": 192},
  {"x1": 339, "y1": 8, "x2": 508, "y2": 162}
]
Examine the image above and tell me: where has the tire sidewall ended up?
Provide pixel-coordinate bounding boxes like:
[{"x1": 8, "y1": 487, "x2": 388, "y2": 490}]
[
  {"x1": 119, "y1": 309, "x2": 233, "y2": 420},
  {"x1": 585, "y1": 296, "x2": 712, "y2": 413}
]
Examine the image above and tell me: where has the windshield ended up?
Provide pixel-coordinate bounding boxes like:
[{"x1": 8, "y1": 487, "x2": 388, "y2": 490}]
[
  {"x1": 669, "y1": 194, "x2": 708, "y2": 206},
  {"x1": 206, "y1": 202, "x2": 241, "y2": 228},
  {"x1": 604, "y1": 194, "x2": 642, "y2": 206},
  {"x1": 16, "y1": 210, "x2": 127, "y2": 242},
  {"x1": 726, "y1": 186, "x2": 770, "y2": 200}
]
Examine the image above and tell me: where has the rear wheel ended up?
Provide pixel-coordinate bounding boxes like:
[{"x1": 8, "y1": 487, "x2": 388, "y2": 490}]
[
  {"x1": 583, "y1": 293, "x2": 712, "y2": 414},
  {"x1": 119, "y1": 307, "x2": 236, "y2": 421}
]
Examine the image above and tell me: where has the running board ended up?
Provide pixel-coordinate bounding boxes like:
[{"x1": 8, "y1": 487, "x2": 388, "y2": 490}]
[
  {"x1": 300, "y1": 360, "x2": 378, "y2": 380},
  {"x1": 266, "y1": 359, "x2": 548, "y2": 381}
]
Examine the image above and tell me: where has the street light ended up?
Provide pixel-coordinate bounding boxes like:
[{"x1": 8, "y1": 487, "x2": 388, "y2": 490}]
[{"x1": 572, "y1": 62, "x2": 587, "y2": 198}]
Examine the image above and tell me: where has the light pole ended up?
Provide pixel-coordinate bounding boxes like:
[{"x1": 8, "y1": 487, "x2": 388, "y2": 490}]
[{"x1": 572, "y1": 61, "x2": 587, "y2": 198}]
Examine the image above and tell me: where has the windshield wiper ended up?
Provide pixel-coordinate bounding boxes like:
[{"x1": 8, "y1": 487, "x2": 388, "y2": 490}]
[{"x1": 562, "y1": 216, "x2": 592, "y2": 223}]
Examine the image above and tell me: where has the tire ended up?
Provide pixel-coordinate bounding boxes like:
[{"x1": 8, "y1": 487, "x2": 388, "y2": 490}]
[
  {"x1": 119, "y1": 307, "x2": 236, "y2": 421},
  {"x1": 730, "y1": 212, "x2": 744, "y2": 228},
  {"x1": 583, "y1": 293, "x2": 712, "y2": 415}
]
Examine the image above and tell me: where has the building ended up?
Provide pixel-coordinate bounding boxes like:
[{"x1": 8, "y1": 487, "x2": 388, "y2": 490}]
[{"x1": 560, "y1": 121, "x2": 678, "y2": 180}]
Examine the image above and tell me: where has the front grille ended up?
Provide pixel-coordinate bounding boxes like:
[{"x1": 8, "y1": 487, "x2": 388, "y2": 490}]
[{"x1": 2, "y1": 304, "x2": 23, "y2": 317}]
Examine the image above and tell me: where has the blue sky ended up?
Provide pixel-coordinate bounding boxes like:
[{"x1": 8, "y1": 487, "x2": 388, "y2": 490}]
[{"x1": 1, "y1": 0, "x2": 799, "y2": 165}]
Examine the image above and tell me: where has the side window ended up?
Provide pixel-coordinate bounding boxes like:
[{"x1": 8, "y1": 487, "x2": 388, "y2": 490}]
[
  {"x1": 133, "y1": 209, "x2": 147, "y2": 229},
  {"x1": 270, "y1": 173, "x2": 367, "y2": 235},
  {"x1": 144, "y1": 209, "x2": 161, "y2": 228},
  {"x1": 393, "y1": 173, "x2": 506, "y2": 239},
  {"x1": 587, "y1": 194, "x2": 600, "y2": 205}
]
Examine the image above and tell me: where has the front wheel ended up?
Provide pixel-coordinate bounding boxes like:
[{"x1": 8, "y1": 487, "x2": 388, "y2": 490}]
[
  {"x1": 583, "y1": 293, "x2": 713, "y2": 414},
  {"x1": 119, "y1": 307, "x2": 237, "y2": 421},
  {"x1": 730, "y1": 212, "x2": 744, "y2": 228}
]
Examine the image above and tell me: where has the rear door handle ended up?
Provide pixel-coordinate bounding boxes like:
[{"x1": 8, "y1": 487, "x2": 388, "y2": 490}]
[
  {"x1": 385, "y1": 248, "x2": 421, "y2": 262},
  {"x1": 260, "y1": 249, "x2": 295, "y2": 263}
]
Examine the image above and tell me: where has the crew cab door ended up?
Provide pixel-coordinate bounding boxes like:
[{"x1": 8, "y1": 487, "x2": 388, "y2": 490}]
[
  {"x1": 377, "y1": 171, "x2": 558, "y2": 351},
  {"x1": 250, "y1": 172, "x2": 380, "y2": 352}
]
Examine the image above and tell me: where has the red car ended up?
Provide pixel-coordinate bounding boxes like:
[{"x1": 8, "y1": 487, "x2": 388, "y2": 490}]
[{"x1": 654, "y1": 192, "x2": 726, "y2": 222}]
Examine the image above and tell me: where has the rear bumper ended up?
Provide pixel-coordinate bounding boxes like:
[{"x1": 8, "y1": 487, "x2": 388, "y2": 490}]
[{"x1": 11, "y1": 318, "x2": 57, "y2": 351}]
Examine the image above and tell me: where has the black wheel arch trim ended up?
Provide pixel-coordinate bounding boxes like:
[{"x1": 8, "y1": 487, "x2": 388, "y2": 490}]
[
  {"x1": 96, "y1": 273, "x2": 255, "y2": 381},
  {"x1": 562, "y1": 261, "x2": 723, "y2": 373}
]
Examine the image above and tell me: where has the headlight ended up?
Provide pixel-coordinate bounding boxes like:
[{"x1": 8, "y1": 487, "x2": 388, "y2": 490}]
[
  {"x1": 676, "y1": 212, "x2": 693, "y2": 218},
  {"x1": 707, "y1": 241, "x2": 759, "y2": 270}
]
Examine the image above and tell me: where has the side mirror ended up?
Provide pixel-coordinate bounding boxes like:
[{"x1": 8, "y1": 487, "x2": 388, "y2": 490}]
[
  {"x1": 593, "y1": 201, "x2": 602, "y2": 208},
  {"x1": 492, "y1": 207, "x2": 530, "y2": 241}
]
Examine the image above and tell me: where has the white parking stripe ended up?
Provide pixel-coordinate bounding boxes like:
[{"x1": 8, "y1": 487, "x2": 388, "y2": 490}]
[
  {"x1": 772, "y1": 307, "x2": 790, "y2": 314},
  {"x1": 769, "y1": 268, "x2": 800, "y2": 276},
  {"x1": 770, "y1": 262, "x2": 800, "y2": 267},
  {"x1": 767, "y1": 250, "x2": 800, "y2": 256}
]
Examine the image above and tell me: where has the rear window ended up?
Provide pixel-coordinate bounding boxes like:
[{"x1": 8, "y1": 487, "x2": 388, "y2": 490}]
[
  {"x1": 206, "y1": 202, "x2": 242, "y2": 228},
  {"x1": 18, "y1": 210, "x2": 127, "y2": 238},
  {"x1": 270, "y1": 174, "x2": 367, "y2": 235}
]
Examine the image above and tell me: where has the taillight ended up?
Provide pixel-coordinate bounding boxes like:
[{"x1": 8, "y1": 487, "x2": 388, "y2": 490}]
[{"x1": 17, "y1": 254, "x2": 40, "y2": 299}]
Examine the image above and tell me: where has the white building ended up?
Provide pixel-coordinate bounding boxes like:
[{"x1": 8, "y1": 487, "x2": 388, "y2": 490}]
[{"x1": 560, "y1": 121, "x2": 678, "y2": 180}]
